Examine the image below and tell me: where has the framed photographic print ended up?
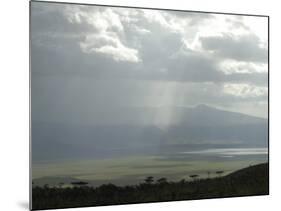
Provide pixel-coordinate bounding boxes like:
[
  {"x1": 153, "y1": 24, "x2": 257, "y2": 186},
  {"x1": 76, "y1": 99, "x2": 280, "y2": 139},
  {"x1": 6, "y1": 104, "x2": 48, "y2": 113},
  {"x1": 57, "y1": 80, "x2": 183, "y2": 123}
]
[{"x1": 30, "y1": 0, "x2": 269, "y2": 210}]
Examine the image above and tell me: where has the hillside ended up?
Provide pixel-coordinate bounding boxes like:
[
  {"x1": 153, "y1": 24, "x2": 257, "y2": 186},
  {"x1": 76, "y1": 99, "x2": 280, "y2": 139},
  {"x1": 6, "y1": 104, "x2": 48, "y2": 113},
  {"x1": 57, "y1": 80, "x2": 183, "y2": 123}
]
[
  {"x1": 224, "y1": 163, "x2": 269, "y2": 195},
  {"x1": 32, "y1": 163, "x2": 269, "y2": 210}
]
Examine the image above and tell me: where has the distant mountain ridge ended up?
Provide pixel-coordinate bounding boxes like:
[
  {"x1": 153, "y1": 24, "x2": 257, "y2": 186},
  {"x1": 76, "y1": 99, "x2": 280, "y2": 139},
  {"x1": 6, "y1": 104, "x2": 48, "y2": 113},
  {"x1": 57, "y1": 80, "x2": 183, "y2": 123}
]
[
  {"x1": 157, "y1": 104, "x2": 267, "y2": 127},
  {"x1": 32, "y1": 105, "x2": 268, "y2": 161}
]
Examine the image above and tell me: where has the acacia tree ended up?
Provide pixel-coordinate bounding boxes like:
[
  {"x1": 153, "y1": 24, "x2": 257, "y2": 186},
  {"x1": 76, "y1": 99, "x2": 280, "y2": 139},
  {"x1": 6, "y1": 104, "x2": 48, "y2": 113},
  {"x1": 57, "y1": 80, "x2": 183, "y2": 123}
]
[
  {"x1": 189, "y1": 174, "x2": 199, "y2": 181},
  {"x1": 144, "y1": 176, "x2": 154, "y2": 184},
  {"x1": 157, "y1": 177, "x2": 167, "y2": 184},
  {"x1": 71, "y1": 181, "x2": 89, "y2": 188},
  {"x1": 43, "y1": 184, "x2": 49, "y2": 189}
]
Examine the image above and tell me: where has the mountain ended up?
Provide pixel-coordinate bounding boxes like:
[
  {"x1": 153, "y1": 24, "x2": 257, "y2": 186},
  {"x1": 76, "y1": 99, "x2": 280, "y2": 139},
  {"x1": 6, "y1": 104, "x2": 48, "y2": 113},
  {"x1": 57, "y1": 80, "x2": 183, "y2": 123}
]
[
  {"x1": 32, "y1": 105, "x2": 268, "y2": 161},
  {"x1": 162, "y1": 105, "x2": 268, "y2": 146},
  {"x1": 177, "y1": 104, "x2": 266, "y2": 126}
]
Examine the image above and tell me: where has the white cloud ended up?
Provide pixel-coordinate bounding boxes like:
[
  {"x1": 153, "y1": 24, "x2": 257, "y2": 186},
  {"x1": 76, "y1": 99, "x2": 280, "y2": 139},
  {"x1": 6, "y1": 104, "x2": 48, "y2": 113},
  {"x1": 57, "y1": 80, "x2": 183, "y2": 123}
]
[
  {"x1": 219, "y1": 60, "x2": 268, "y2": 74},
  {"x1": 142, "y1": 10, "x2": 185, "y2": 34},
  {"x1": 223, "y1": 83, "x2": 268, "y2": 98},
  {"x1": 132, "y1": 25, "x2": 151, "y2": 35},
  {"x1": 65, "y1": 6, "x2": 124, "y2": 32},
  {"x1": 94, "y1": 45, "x2": 139, "y2": 63},
  {"x1": 181, "y1": 15, "x2": 267, "y2": 54},
  {"x1": 80, "y1": 33, "x2": 140, "y2": 62},
  {"x1": 65, "y1": 6, "x2": 141, "y2": 63}
]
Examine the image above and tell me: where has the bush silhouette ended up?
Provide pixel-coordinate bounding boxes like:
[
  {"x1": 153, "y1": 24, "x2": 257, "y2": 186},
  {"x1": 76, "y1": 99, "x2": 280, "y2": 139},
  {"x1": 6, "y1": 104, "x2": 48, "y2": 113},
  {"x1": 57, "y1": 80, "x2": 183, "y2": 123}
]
[
  {"x1": 189, "y1": 174, "x2": 199, "y2": 181},
  {"x1": 144, "y1": 176, "x2": 154, "y2": 184},
  {"x1": 157, "y1": 177, "x2": 168, "y2": 184}
]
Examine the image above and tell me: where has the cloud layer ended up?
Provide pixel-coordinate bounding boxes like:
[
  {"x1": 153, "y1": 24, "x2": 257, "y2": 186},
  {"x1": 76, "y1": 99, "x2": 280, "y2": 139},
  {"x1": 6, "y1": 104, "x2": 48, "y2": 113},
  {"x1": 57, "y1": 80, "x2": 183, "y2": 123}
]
[{"x1": 31, "y1": 2, "x2": 268, "y2": 122}]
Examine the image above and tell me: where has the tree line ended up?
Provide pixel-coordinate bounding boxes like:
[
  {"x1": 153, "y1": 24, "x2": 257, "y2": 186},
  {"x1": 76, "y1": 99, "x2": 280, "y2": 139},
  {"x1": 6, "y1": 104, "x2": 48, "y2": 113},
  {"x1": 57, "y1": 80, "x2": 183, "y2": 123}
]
[{"x1": 32, "y1": 164, "x2": 268, "y2": 210}]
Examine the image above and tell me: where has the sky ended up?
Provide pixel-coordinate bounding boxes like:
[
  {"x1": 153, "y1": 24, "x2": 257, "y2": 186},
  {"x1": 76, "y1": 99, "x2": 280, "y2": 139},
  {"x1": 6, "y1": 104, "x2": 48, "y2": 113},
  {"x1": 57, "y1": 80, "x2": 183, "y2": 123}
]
[{"x1": 31, "y1": 1, "x2": 268, "y2": 129}]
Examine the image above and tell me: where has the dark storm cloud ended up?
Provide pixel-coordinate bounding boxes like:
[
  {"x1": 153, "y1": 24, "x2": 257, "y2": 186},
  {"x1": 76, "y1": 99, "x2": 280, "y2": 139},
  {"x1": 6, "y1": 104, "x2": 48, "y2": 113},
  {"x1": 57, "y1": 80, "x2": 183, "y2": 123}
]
[
  {"x1": 31, "y1": 2, "x2": 267, "y2": 85},
  {"x1": 31, "y1": 4, "x2": 98, "y2": 37},
  {"x1": 200, "y1": 34, "x2": 268, "y2": 63},
  {"x1": 32, "y1": 35, "x2": 267, "y2": 87}
]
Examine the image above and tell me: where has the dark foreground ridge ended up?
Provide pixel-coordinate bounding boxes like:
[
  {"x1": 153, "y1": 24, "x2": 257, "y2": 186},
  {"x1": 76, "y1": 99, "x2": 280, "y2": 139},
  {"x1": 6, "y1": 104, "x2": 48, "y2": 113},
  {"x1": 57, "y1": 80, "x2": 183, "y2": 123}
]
[{"x1": 32, "y1": 163, "x2": 269, "y2": 210}]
